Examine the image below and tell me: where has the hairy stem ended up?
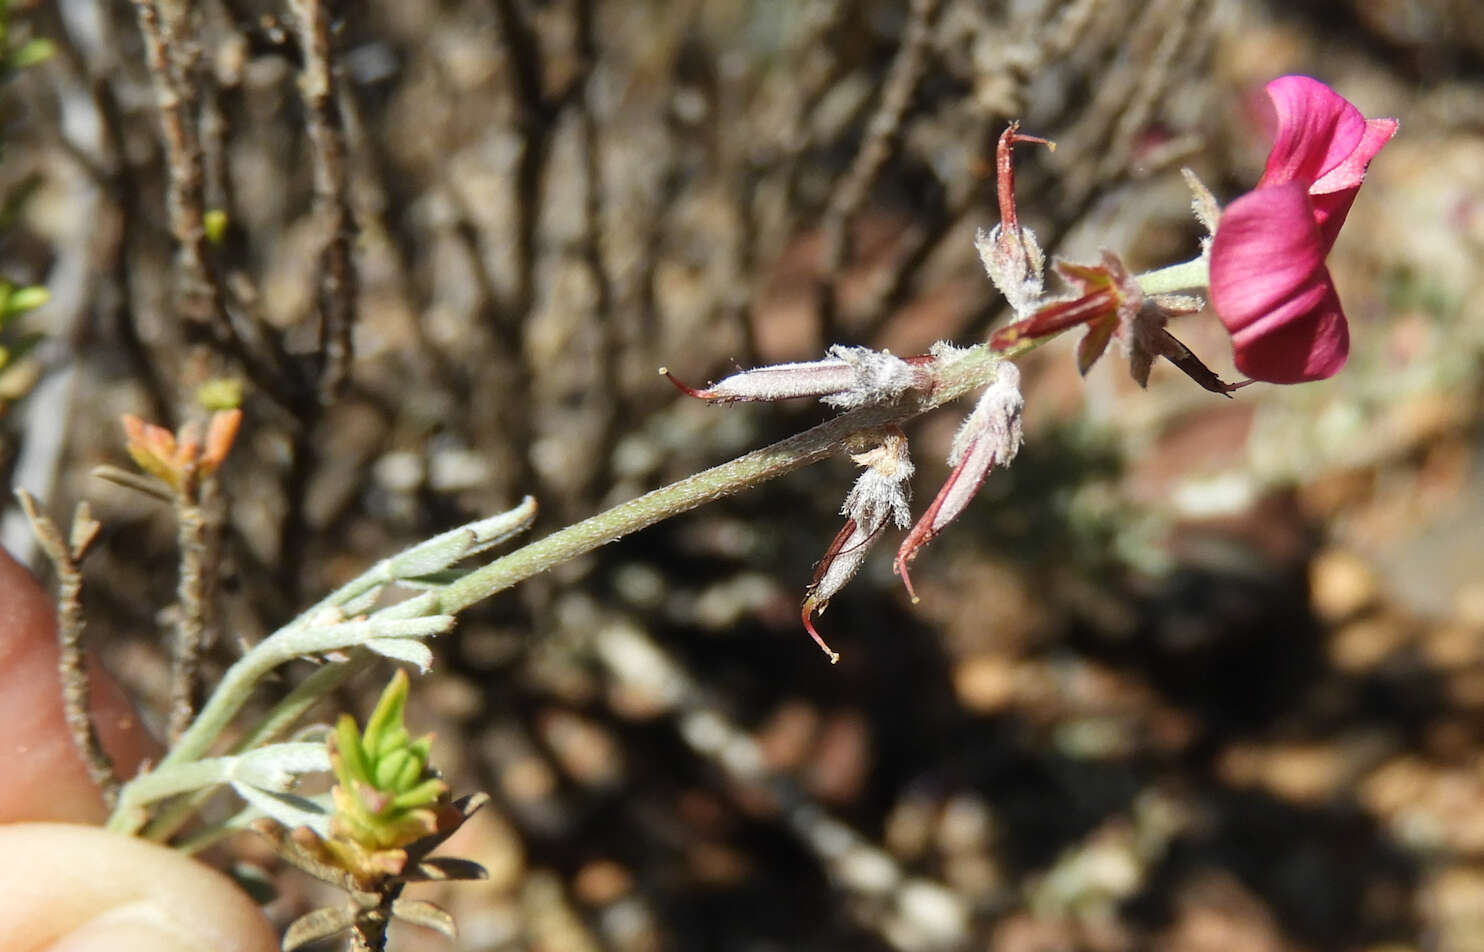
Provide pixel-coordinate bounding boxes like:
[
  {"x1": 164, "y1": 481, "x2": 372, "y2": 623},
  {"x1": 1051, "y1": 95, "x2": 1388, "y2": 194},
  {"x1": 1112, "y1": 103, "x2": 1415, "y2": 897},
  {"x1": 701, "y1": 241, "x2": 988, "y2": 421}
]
[
  {"x1": 437, "y1": 341, "x2": 1016, "y2": 616},
  {"x1": 287, "y1": 0, "x2": 357, "y2": 400},
  {"x1": 1136, "y1": 256, "x2": 1209, "y2": 296},
  {"x1": 111, "y1": 337, "x2": 1036, "y2": 836},
  {"x1": 168, "y1": 475, "x2": 220, "y2": 742},
  {"x1": 139, "y1": 652, "x2": 370, "y2": 842}
]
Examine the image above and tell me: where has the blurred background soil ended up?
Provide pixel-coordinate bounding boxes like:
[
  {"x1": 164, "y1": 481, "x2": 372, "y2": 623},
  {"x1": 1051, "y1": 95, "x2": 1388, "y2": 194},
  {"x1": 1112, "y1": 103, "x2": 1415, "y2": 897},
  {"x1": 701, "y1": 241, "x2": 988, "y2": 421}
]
[{"x1": 3, "y1": 0, "x2": 1484, "y2": 949}]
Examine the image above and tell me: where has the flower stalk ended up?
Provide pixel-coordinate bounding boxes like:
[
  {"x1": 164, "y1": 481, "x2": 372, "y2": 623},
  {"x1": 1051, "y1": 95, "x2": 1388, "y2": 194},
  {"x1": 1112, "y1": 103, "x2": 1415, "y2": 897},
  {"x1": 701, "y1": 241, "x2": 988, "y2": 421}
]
[{"x1": 437, "y1": 340, "x2": 1030, "y2": 620}]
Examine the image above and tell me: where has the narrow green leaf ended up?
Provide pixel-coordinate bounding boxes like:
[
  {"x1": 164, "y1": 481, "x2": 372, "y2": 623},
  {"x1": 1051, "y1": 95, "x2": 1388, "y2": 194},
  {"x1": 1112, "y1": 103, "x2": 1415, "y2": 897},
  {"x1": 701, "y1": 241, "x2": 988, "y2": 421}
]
[
  {"x1": 391, "y1": 776, "x2": 447, "y2": 810},
  {"x1": 333, "y1": 714, "x2": 372, "y2": 787}
]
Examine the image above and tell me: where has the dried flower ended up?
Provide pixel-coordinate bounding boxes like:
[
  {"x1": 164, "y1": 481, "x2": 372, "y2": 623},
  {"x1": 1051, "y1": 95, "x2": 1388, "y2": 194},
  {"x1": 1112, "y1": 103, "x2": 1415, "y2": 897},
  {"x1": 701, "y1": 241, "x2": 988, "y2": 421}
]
[
  {"x1": 1209, "y1": 75, "x2": 1398, "y2": 383},
  {"x1": 895, "y1": 362, "x2": 1023, "y2": 601},
  {"x1": 802, "y1": 427, "x2": 914, "y2": 663},
  {"x1": 991, "y1": 253, "x2": 1241, "y2": 395},
  {"x1": 663, "y1": 346, "x2": 932, "y2": 407},
  {"x1": 977, "y1": 122, "x2": 1056, "y2": 318}
]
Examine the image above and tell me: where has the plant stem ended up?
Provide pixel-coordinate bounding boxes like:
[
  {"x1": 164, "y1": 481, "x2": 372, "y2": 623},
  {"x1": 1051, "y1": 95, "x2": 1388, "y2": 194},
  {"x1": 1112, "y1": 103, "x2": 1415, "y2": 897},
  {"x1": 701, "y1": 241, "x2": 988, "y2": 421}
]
[
  {"x1": 137, "y1": 652, "x2": 370, "y2": 842},
  {"x1": 437, "y1": 342, "x2": 1015, "y2": 616},
  {"x1": 111, "y1": 336, "x2": 1032, "y2": 835},
  {"x1": 1135, "y1": 256, "x2": 1209, "y2": 296},
  {"x1": 169, "y1": 475, "x2": 220, "y2": 743},
  {"x1": 14, "y1": 493, "x2": 119, "y2": 805}
]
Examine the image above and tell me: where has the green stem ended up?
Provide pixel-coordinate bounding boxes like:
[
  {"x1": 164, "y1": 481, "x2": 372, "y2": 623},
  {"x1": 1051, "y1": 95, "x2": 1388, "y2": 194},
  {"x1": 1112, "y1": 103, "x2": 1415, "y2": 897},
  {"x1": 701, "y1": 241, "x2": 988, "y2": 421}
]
[
  {"x1": 436, "y1": 342, "x2": 1017, "y2": 616},
  {"x1": 1135, "y1": 256, "x2": 1209, "y2": 296},
  {"x1": 134, "y1": 654, "x2": 369, "y2": 841},
  {"x1": 111, "y1": 641, "x2": 370, "y2": 834},
  {"x1": 110, "y1": 336, "x2": 1035, "y2": 837}
]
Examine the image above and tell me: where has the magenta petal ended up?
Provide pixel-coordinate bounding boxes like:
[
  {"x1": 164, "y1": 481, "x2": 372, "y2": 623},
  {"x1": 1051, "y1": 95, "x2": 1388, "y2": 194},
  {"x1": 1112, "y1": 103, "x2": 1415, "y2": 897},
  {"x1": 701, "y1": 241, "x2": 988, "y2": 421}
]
[
  {"x1": 1258, "y1": 75, "x2": 1368, "y2": 189},
  {"x1": 1309, "y1": 117, "x2": 1400, "y2": 248},
  {"x1": 1227, "y1": 280, "x2": 1347, "y2": 383},
  {"x1": 1210, "y1": 183, "x2": 1350, "y2": 383},
  {"x1": 1311, "y1": 117, "x2": 1399, "y2": 194}
]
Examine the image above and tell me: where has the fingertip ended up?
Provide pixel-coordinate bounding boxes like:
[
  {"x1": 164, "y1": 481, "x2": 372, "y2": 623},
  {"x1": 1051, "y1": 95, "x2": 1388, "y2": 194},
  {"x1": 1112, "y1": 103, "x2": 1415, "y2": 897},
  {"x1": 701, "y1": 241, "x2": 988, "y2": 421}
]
[
  {"x1": 45, "y1": 903, "x2": 243, "y2": 952},
  {"x1": 0, "y1": 824, "x2": 277, "y2": 952}
]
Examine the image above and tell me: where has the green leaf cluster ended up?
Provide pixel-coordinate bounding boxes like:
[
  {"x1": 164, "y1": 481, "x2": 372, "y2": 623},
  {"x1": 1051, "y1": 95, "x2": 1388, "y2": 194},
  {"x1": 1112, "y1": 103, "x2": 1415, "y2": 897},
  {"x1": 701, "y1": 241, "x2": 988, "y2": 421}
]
[{"x1": 327, "y1": 670, "x2": 449, "y2": 864}]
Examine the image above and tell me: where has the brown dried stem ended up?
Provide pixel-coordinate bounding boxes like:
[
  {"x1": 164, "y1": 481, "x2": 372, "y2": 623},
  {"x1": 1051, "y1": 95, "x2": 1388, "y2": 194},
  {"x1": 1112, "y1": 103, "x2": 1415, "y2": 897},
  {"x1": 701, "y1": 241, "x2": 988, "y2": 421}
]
[
  {"x1": 129, "y1": 0, "x2": 223, "y2": 333},
  {"x1": 14, "y1": 491, "x2": 119, "y2": 807},
  {"x1": 594, "y1": 620, "x2": 968, "y2": 946},
  {"x1": 818, "y1": 0, "x2": 941, "y2": 322},
  {"x1": 287, "y1": 0, "x2": 358, "y2": 402},
  {"x1": 167, "y1": 472, "x2": 223, "y2": 743}
]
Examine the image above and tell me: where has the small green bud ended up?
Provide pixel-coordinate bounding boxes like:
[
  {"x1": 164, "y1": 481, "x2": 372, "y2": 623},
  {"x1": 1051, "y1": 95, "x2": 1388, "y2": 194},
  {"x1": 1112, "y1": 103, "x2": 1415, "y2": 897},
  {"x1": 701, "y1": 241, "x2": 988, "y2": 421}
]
[
  {"x1": 196, "y1": 377, "x2": 243, "y2": 411},
  {"x1": 333, "y1": 714, "x2": 373, "y2": 788},
  {"x1": 204, "y1": 208, "x2": 229, "y2": 245},
  {"x1": 9, "y1": 37, "x2": 54, "y2": 70},
  {"x1": 392, "y1": 748, "x2": 427, "y2": 791},
  {"x1": 5, "y1": 284, "x2": 47, "y2": 315},
  {"x1": 391, "y1": 777, "x2": 447, "y2": 811}
]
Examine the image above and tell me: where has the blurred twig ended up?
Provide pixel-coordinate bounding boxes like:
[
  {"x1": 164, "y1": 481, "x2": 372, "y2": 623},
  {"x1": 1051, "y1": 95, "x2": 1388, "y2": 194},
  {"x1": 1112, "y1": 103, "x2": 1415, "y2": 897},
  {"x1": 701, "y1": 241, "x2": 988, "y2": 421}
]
[
  {"x1": 818, "y1": 0, "x2": 942, "y2": 335},
  {"x1": 129, "y1": 0, "x2": 221, "y2": 333},
  {"x1": 287, "y1": 0, "x2": 358, "y2": 402},
  {"x1": 594, "y1": 619, "x2": 968, "y2": 951}
]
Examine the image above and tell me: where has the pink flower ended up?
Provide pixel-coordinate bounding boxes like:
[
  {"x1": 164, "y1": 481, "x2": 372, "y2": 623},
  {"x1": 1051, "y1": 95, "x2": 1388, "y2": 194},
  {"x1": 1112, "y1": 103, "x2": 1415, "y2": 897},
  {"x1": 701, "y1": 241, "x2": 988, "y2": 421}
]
[{"x1": 1209, "y1": 75, "x2": 1398, "y2": 383}]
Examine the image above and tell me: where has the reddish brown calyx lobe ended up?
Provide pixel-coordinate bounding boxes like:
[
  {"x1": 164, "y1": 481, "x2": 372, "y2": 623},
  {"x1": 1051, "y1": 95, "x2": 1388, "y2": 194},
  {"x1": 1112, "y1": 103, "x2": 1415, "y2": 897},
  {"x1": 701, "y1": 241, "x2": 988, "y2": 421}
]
[
  {"x1": 989, "y1": 256, "x2": 1131, "y2": 363},
  {"x1": 801, "y1": 602, "x2": 843, "y2": 665},
  {"x1": 996, "y1": 122, "x2": 1056, "y2": 233},
  {"x1": 660, "y1": 368, "x2": 724, "y2": 401},
  {"x1": 801, "y1": 517, "x2": 877, "y2": 664}
]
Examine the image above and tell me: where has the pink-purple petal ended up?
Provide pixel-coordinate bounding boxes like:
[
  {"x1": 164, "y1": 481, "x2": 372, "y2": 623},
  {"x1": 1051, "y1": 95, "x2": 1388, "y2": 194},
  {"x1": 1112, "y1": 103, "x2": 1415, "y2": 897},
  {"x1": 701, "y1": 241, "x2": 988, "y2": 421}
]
[
  {"x1": 1258, "y1": 75, "x2": 1368, "y2": 189},
  {"x1": 1308, "y1": 117, "x2": 1400, "y2": 248},
  {"x1": 1210, "y1": 182, "x2": 1350, "y2": 383},
  {"x1": 1227, "y1": 280, "x2": 1347, "y2": 383},
  {"x1": 1310, "y1": 117, "x2": 1400, "y2": 194}
]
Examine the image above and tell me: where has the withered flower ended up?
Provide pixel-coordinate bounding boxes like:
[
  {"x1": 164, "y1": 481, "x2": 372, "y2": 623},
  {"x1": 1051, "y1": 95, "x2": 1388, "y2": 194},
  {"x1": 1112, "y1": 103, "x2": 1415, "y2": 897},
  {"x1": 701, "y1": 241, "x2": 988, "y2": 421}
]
[
  {"x1": 121, "y1": 408, "x2": 242, "y2": 490},
  {"x1": 977, "y1": 121, "x2": 1056, "y2": 318},
  {"x1": 801, "y1": 427, "x2": 914, "y2": 663},
  {"x1": 895, "y1": 362, "x2": 1023, "y2": 601},
  {"x1": 662, "y1": 345, "x2": 933, "y2": 407},
  {"x1": 991, "y1": 252, "x2": 1244, "y2": 396}
]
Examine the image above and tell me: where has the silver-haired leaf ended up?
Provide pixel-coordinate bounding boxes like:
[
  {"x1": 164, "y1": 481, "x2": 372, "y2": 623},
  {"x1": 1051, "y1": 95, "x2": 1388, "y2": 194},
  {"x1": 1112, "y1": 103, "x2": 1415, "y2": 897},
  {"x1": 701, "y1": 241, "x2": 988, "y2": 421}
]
[
  {"x1": 284, "y1": 905, "x2": 358, "y2": 952},
  {"x1": 392, "y1": 899, "x2": 457, "y2": 938},
  {"x1": 364, "y1": 637, "x2": 434, "y2": 672},
  {"x1": 371, "y1": 591, "x2": 441, "y2": 620},
  {"x1": 230, "y1": 784, "x2": 332, "y2": 836}
]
